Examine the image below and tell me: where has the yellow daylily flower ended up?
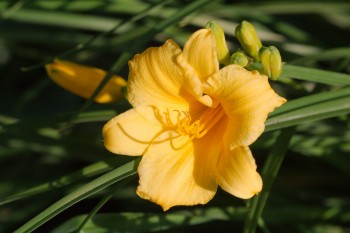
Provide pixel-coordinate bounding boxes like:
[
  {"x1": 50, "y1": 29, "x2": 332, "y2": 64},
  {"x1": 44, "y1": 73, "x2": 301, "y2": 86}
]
[
  {"x1": 103, "y1": 29, "x2": 286, "y2": 211},
  {"x1": 46, "y1": 59, "x2": 127, "y2": 103}
]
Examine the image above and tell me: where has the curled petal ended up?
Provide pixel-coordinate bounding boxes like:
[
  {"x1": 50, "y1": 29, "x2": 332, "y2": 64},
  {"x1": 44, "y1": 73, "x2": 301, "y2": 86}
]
[
  {"x1": 46, "y1": 59, "x2": 126, "y2": 103},
  {"x1": 216, "y1": 146, "x2": 262, "y2": 199},
  {"x1": 137, "y1": 135, "x2": 217, "y2": 211},
  {"x1": 176, "y1": 54, "x2": 216, "y2": 108},
  {"x1": 204, "y1": 65, "x2": 286, "y2": 149},
  {"x1": 182, "y1": 29, "x2": 219, "y2": 81},
  {"x1": 128, "y1": 40, "x2": 195, "y2": 110},
  {"x1": 176, "y1": 29, "x2": 219, "y2": 107}
]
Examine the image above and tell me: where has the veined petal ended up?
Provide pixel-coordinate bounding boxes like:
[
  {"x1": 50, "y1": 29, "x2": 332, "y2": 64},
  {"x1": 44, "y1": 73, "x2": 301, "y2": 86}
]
[
  {"x1": 103, "y1": 106, "x2": 166, "y2": 156},
  {"x1": 204, "y1": 65, "x2": 286, "y2": 149},
  {"x1": 176, "y1": 29, "x2": 219, "y2": 107},
  {"x1": 46, "y1": 59, "x2": 127, "y2": 103},
  {"x1": 182, "y1": 29, "x2": 219, "y2": 80},
  {"x1": 176, "y1": 53, "x2": 216, "y2": 108},
  {"x1": 137, "y1": 135, "x2": 217, "y2": 211},
  {"x1": 128, "y1": 39, "x2": 196, "y2": 110},
  {"x1": 216, "y1": 146, "x2": 262, "y2": 199}
]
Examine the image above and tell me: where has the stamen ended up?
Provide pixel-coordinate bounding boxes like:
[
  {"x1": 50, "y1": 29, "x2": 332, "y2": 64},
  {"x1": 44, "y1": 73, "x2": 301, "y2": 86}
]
[{"x1": 118, "y1": 106, "x2": 226, "y2": 152}]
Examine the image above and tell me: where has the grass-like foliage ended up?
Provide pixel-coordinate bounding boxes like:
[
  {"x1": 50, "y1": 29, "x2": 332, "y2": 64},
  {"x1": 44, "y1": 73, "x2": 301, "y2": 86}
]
[{"x1": 1, "y1": 0, "x2": 349, "y2": 233}]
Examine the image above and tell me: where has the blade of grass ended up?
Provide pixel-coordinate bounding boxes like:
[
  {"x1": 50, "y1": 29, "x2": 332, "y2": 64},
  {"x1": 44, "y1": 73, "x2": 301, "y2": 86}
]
[
  {"x1": 266, "y1": 94, "x2": 350, "y2": 131},
  {"x1": 74, "y1": 176, "x2": 133, "y2": 233},
  {"x1": 21, "y1": 0, "x2": 172, "y2": 71},
  {"x1": 269, "y1": 86, "x2": 350, "y2": 117},
  {"x1": 243, "y1": 127, "x2": 295, "y2": 233},
  {"x1": 1, "y1": 0, "x2": 28, "y2": 20},
  {"x1": 50, "y1": 205, "x2": 350, "y2": 233},
  {"x1": 14, "y1": 158, "x2": 140, "y2": 233},
  {"x1": 290, "y1": 47, "x2": 350, "y2": 65},
  {"x1": 75, "y1": 110, "x2": 117, "y2": 123},
  {"x1": 214, "y1": 2, "x2": 350, "y2": 16},
  {"x1": 52, "y1": 206, "x2": 248, "y2": 233},
  {"x1": 74, "y1": 192, "x2": 114, "y2": 233},
  {"x1": 6, "y1": 9, "x2": 121, "y2": 31},
  {"x1": 23, "y1": 0, "x2": 149, "y2": 13},
  {"x1": 0, "y1": 161, "x2": 113, "y2": 206},
  {"x1": 281, "y1": 64, "x2": 350, "y2": 85}
]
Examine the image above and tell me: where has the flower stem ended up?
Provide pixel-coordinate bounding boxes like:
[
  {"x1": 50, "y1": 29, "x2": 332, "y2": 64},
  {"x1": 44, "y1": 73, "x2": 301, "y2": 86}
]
[
  {"x1": 243, "y1": 127, "x2": 296, "y2": 233},
  {"x1": 74, "y1": 176, "x2": 134, "y2": 233}
]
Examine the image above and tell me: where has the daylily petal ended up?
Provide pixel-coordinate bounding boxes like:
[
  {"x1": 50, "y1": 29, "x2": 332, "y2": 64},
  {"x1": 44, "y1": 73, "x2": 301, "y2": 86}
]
[
  {"x1": 204, "y1": 65, "x2": 286, "y2": 149},
  {"x1": 103, "y1": 106, "x2": 165, "y2": 156},
  {"x1": 137, "y1": 135, "x2": 217, "y2": 211},
  {"x1": 182, "y1": 29, "x2": 219, "y2": 80},
  {"x1": 216, "y1": 146, "x2": 262, "y2": 199},
  {"x1": 128, "y1": 39, "x2": 196, "y2": 110},
  {"x1": 176, "y1": 29, "x2": 219, "y2": 107},
  {"x1": 176, "y1": 53, "x2": 216, "y2": 108},
  {"x1": 46, "y1": 59, "x2": 127, "y2": 103}
]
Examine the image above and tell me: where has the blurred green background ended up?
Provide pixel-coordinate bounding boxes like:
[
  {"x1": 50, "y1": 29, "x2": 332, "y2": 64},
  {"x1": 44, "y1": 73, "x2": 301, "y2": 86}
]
[{"x1": 0, "y1": 0, "x2": 350, "y2": 233}]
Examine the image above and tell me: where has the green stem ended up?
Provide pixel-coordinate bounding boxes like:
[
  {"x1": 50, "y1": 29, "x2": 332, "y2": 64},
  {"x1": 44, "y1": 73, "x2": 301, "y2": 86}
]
[
  {"x1": 75, "y1": 193, "x2": 114, "y2": 233},
  {"x1": 243, "y1": 127, "x2": 295, "y2": 233},
  {"x1": 74, "y1": 176, "x2": 133, "y2": 233},
  {"x1": 14, "y1": 159, "x2": 140, "y2": 233}
]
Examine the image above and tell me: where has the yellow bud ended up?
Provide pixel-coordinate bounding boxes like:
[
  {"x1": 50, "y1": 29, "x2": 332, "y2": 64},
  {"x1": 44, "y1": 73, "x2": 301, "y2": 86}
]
[
  {"x1": 258, "y1": 46, "x2": 282, "y2": 80},
  {"x1": 206, "y1": 21, "x2": 230, "y2": 65},
  {"x1": 235, "y1": 20, "x2": 262, "y2": 61},
  {"x1": 230, "y1": 51, "x2": 249, "y2": 67},
  {"x1": 45, "y1": 59, "x2": 127, "y2": 103}
]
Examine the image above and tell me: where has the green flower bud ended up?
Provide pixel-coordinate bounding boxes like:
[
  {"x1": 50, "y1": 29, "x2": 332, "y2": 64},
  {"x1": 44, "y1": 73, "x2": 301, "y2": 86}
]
[
  {"x1": 259, "y1": 46, "x2": 282, "y2": 80},
  {"x1": 230, "y1": 51, "x2": 249, "y2": 67},
  {"x1": 206, "y1": 20, "x2": 230, "y2": 65},
  {"x1": 235, "y1": 20, "x2": 262, "y2": 61}
]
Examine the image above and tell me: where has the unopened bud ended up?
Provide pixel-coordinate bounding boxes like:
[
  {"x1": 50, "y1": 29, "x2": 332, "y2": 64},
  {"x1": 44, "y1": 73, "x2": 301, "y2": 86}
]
[
  {"x1": 46, "y1": 59, "x2": 127, "y2": 103},
  {"x1": 235, "y1": 21, "x2": 262, "y2": 61},
  {"x1": 259, "y1": 46, "x2": 282, "y2": 80},
  {"x1": 206, "y1": 21, "x2": 230, "y2": 65},
  {"x1": 230, "y1": 51, "x2": 249, "y2": 67}
]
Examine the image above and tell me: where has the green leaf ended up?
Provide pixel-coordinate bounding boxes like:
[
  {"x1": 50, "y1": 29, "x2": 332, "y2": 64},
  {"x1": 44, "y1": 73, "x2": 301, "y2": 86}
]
[
  {"x1": 14, "y1": 159, "x2": 140, "y2": 233},
  {"x1": 214, "y1": 2, "x2": 350, "y2": 15},
  {"x1": 244, "y1": 128, "x2": 295, "y2": 233},
  {"x1": 281, "y1": 65, "x2": 350, "y2": 85},
  {"x1": 8, "y1": 9, "x2": 122, "y2": 31},
  {"x1": 290, "y1": 47, "x2": 350, "y2": 65},
  {"x1": 50, "y1": 205, "x2": 350, "y2": 233},
  {"x1": 75, "y1": 110, "x2": 117, "y2": 123},
  {"x1": 0, "y1": 161, "x2": 112, "y2": 206},
  {"x1": 266, "y1": 87, "x2": 350, "y2": 131},
  {"x1": 51, "y1": 207, "x2": 247, "y2": 233}
]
